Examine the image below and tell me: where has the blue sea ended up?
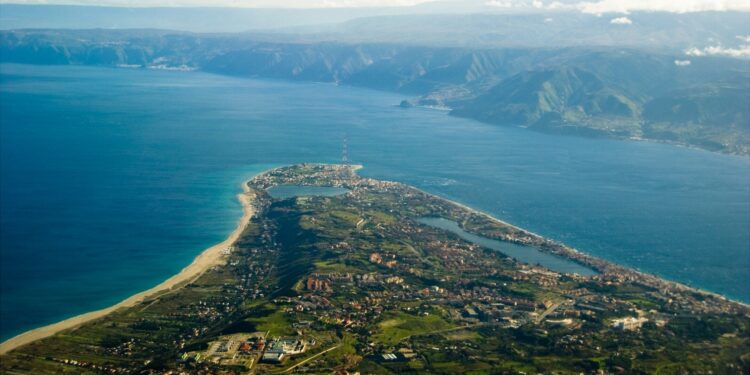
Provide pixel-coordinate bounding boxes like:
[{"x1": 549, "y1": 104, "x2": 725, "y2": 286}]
[{"x1": 1, "y1": 64, "x2": 749, "y2": 340}]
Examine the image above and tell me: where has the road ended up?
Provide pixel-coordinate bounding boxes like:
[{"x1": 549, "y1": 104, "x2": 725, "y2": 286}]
[
  {"x1": 272, "y1": 343, "x2": 342, "y2": 374},
  {"x1": 535, "y1": 302, "x2": 562, "y2": 324}
]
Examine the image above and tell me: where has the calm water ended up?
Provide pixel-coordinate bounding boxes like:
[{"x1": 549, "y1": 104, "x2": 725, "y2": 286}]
[
  {"x1": 1, "y1": 64, "x2": 748, "y2": 340},
  {"x1": 267, "y1": 185, "x2": 350, "y2": 199},
  {"x1": 418, "y1": 217, "x2": 597, "y2": 276}
]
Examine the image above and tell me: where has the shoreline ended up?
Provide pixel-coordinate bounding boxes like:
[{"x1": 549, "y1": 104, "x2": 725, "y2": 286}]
[
  {"x1": 2, "y1": 163, "x2": 747, "y2": 354},
  {"x1": 0, "y1": 181, "x2": 256, "y2": 355},
  {"x1": 401, "y1": 183, "x2": 750, "y2": 309}
]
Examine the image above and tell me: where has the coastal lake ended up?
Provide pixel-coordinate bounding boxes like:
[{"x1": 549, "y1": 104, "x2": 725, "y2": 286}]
[
  {"x1": 418, "y1": 217, "x2": 597, "y2": 276},
  {"x1": 267, "y1": 185, "x2": 350, "y2": 199},
  {"x1": 1, "y1": 63, "x2": 748, "y2": 340}
]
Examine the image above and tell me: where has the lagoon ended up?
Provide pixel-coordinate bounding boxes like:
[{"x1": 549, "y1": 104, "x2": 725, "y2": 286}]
[
  {"x1": 418, "y1": 217, "x2": 597, "y2": 276},
  {"x1": 1, "y1": 63, "x2": 748, "y2": 340}
]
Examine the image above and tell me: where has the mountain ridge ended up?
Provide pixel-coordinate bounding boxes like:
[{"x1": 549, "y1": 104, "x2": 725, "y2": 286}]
[{"x1": 2, "y1": 28, "x2": 749, "y2": 154}]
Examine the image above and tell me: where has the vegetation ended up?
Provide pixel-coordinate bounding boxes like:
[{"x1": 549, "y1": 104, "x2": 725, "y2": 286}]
[
  {"x1": 1, "y1": 164, "x2": 748, "y2": 374},
  {"x1": 2, "y1": 29, "x2": 749, "y2": 154}
]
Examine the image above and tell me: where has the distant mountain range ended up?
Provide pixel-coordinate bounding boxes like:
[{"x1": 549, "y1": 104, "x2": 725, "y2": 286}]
[
  {"x1": 2, "y1": 4, "x2": 749, "y2": 51},
  {"x1": 1, "y1": 26, "x2": 749, "y2": 155}
]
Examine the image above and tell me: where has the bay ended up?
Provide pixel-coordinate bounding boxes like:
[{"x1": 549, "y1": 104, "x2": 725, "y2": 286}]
[{"x1": 1, "y1": 63, "x2": 748, "y2": 340}]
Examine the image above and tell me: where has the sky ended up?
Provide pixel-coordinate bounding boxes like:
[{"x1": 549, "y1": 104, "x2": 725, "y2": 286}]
[
  {"x1": 2, "y1": 0, "x2": 750, "y2": 12},
  {"x1": 2, "y1": 0, "x2": 430, "y2": 7}
]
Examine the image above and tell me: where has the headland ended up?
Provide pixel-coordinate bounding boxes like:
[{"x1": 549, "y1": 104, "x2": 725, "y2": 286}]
[{"x1": 1, "y1": 164, "x2": 748, "y2": 374}]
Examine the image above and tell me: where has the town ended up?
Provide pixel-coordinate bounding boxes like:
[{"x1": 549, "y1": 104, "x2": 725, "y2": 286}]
[{"x1": 1, "y1": 164, "x2": 748, "y2": 374}]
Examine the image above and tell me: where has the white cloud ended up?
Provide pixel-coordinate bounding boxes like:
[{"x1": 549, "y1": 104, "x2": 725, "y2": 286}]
[
  {"x1": 609, "y1": 16, "x2": 632, "y2": 24},
  {"x1": 483, "y1": 0, "x2": 750, "y2": 13},
  {"x1": 545, "y1": 1, "x2": 568, "y2": 9},
  {"x1": 5, "y1": 0, "x2": 750, "y2": 11},
  {"x1": 685, "y1": 45, "x2": 750, "y2": 58},
  {"x1": 485, "y1": 0, "x2": 518, "y2": 7},
  {"x1": 576, "y1": 0, "x2": 750, "y2": 14},
  {"x1": 737, "y1": 35, "x2": 750, "y2": 43},
  {"x1": 674, "y1": 59, "x2": 691, "y2": 66}
]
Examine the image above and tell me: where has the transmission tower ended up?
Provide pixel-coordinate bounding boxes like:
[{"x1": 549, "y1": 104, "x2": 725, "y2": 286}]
[{"x1": 342, "y1": 133, "x2": 349, "y2": 165}]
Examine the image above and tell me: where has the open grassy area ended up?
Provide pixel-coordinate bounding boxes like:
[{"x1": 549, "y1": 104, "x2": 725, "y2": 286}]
[{"x1": 374, "y1": 312, "x2": 455, "y2": 346}]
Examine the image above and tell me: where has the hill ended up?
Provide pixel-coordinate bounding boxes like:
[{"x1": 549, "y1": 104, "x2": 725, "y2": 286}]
[
  {"x1": 448, "y1": 65, "x2": 750, "y2": 154},
  {"x1": 642, "y1": 83, "x2": 750, "y2": 154},
  {"x1": 1, "y1": 29, "x2": 749, "y2": 154},
  {"x1": 451, "y1": 66, "x2": 641, "y2": 137}
]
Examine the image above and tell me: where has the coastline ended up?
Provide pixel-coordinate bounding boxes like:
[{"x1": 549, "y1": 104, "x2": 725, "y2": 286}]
[
  {"x1": 2, "y1": 163, "x2": 747, "y2": 355},
  {"x1": 0, "y1": 181, "x2": 256, "y2": 355},
  {"x1": 402, "y1": 184, "x2": 749, "y2": 309}
]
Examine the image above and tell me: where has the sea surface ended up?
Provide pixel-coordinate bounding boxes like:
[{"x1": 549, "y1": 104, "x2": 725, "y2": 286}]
[{"x1": 1, "y1": 64, "x2": 749, "y2": 340}]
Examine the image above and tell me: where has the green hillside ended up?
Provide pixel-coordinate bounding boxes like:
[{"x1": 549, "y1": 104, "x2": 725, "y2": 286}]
[
  {"x1": 642, "y1": 83, "x2": 750, "y2": 154},
  {"x1": 2, "y1": 29, "x2": 749, "y2": 154},
  {"x1": 451, "y1": 66, "x2": 641, "y2": 137}
]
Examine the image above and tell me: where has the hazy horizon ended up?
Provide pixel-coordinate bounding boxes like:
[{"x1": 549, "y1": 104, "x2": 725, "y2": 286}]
[
  {"x1": 1, "y1": 1, "x2": 749, "y2": 372},
  {"x1": 2, "y1": 0, "x2": 750, "y2": 12}
]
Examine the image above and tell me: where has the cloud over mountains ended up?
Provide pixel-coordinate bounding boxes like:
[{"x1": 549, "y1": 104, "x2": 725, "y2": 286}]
[
  {"x1": 609, "y1": 16, "x2": 632, "y2": 24},
  {"x1": 685, "y1": 45, "x2": 750, "y2": 58},
  {"x1": 4, "y1": 0, "x2": 750, "y2": 11},
  {"x1": 576, "y1": 0, "x2": 750, "y2": 14}
]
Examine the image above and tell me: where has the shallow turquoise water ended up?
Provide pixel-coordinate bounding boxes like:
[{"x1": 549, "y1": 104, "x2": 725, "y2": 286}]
[{"x1": 1, "y1": 64, "x2": 748, "y2": 340}]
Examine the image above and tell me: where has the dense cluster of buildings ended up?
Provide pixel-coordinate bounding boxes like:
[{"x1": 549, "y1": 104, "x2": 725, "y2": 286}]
[
  {"x1": 261, "y1": 337, "x2": 309, "y2": 363},
  {"x1": 237, "y1": 164, "x2": 749, "y2": 370}
]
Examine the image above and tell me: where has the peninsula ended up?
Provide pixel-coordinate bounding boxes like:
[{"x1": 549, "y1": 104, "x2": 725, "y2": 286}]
[{"x1": 1, "y1": 164, "x2": 748, "y2": 374}]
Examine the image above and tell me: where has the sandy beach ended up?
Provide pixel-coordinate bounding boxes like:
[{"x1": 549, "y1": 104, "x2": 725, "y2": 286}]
[
  {"x1": 2, "y1": 164, "x2": 746, "y2": 356},
  {"x1": 0, "y1": 181, "x2": 256, "y2": 355}
]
